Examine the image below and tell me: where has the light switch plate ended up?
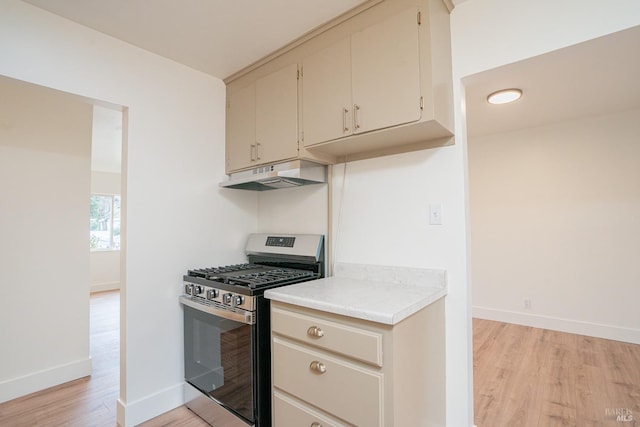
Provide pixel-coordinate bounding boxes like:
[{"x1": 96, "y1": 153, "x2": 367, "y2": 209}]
[{"x1": 429, "y1": 203, "x2": 442, "y2": 225}]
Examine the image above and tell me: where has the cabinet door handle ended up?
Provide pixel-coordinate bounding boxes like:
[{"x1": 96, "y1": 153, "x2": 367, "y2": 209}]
[
  {"x1": 256, "y1": 142, "x2": 262, "y2": 160},
  {"x1": 250, "y1": 144, "x2": 256, "y2": 161},
  {"x1": 307, "y1": 326, "x2": 324, "y2": 338},
  {"x1": 309, "y1": 360, "x2": 326, "y2": 374},
  {"x1": 342, "y1": 107, "x2": 349, "y2": 133},
  {"x1": 353, "y1": 104, "x2": 361, "y2": 130},
  {"x1": 311, "y1": 423, "x2": 323, "y2": 427}
]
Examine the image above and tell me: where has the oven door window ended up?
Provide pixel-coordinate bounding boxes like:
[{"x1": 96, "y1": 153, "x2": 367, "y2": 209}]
[{"x1": 184, "y1": 305, "x2": 254, "y2": 422}]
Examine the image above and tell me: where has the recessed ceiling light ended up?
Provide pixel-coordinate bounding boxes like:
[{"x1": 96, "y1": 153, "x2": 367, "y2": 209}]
[{"x1": 487, "y1": 88, "x2": 522, "y2": 105}]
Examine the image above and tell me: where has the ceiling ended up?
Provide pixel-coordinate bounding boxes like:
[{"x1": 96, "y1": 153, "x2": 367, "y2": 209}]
[
  {"x1": 23, "y1": 0, "x2": 372, "y2": 79},
  {"x1": 464, "y1": 24, "x2": 640, "y2": 138}
]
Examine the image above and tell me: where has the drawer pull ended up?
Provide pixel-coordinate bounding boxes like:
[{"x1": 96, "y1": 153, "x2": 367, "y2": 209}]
[
  {"x1": 311, "y1": 423, "x2": 323, "y2": 427},
  {"x1": 309, "y1": 360, "x2": 326, "y2": 374},
  {"x1": 307, "y1": 326, "x2": 324, "y2": 338}
]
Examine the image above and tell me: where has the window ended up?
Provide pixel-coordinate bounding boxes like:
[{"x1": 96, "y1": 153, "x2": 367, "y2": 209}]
[{"x1": 90, "y1": 194, "x2": 121, "y2": 250}]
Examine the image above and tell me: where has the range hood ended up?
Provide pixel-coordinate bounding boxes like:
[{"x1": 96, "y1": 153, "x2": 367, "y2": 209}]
[{"x1": 219, "y1": 160, "x2": 327, "y2": 191}]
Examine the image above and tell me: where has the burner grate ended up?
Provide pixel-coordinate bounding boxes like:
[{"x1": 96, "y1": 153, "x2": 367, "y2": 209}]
[
  {"x1": 187, "y1": 264, "x2": 318, "y2": 290},
  {"x1": 232, "y1": 269, "x2": 316, "y2": 287},
  {"x1": 188, "y1": 264, "x2": 258, "y2": 279}
]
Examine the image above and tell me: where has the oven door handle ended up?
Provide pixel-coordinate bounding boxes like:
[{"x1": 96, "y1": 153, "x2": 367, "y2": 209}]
[{"x1": 179, "y1": 296, "x2": 254, "y2": 325}]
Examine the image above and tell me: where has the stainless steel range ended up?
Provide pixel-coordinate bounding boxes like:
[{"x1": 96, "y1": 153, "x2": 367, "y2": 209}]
[{"x1": 180, "y1": 234, "x2": 324, "y2": 427}]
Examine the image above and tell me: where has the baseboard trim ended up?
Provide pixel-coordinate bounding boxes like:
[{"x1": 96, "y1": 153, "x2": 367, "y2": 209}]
[
  {"x1": 116, "y1": 382, "x2": 184, "y2": 427},
  {"x1": 473, "y1": 306, "x2": 640, "y2": 344},
  {"x1": 90, "y1": 281, "x2": 120, "y2": 293},
  {"x1": 0, "y1": 357, "x2": 92, "y2": 404}
]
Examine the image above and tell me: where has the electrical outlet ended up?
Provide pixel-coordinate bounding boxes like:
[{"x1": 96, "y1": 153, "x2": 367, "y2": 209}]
[{"x1": 524, "y1": 299, "x2": 532, "y2": 309}]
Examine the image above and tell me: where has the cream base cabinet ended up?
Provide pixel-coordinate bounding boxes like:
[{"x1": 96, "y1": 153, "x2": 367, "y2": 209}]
[
  {"x1": 270, "y1": 299, "x2": 446, "y2": 427},
  {"x1": 225, "y1": 63, "x2": 299, "y2": 172},
  {"x1": 302, "y1": 7, "x2": 421, "y2": 148}
]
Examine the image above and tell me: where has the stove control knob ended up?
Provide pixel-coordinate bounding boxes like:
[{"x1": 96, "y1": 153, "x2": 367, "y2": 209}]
[
  {"x1": 184, "y1": 284, "x2": 194, "y2": 295},
  {"x1": 234, "y1": 296, "x2": 244, "y2": 307},
  {"x1": 206, "y1": 289, "x2": 219, "y2": 300},
  {"x1": 194, "y1": 285, "x2": 204, "y2": 295},
  {"x1": 223, "y1": 293, "x2": 233, "y2": 305}
]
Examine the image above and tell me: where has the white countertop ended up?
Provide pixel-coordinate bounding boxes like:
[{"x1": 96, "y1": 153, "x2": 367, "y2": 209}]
[{"x1": 264, "y1": 263, "x2": 447, "y2": 325}]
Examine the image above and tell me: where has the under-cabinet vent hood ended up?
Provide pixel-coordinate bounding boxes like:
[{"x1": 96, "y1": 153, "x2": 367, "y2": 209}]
[{"x1": 219, "y1": 160, "x2": 327, "y2": 191}]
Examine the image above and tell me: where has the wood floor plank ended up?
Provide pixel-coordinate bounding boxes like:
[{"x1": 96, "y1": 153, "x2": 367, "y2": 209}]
[{"x1": 474, "y1": 318, "x2": 640, "y2": 427}]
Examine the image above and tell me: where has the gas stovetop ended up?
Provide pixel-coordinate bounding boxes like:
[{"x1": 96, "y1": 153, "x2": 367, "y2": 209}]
[
  {"x1": 183, "y1": 234, "x2": 324, "y2": 298},
  {"x1": 186, "y1": 263, "x2": 317, "y2": 289}
]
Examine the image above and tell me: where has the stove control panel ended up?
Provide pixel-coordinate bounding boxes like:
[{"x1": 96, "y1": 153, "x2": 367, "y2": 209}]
[{"x1": 184, "y1": 282, "x2": 254, "y2": 311}]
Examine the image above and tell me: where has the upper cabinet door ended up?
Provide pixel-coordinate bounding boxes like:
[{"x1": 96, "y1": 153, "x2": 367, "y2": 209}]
[
  {"x1": 351, "y1": 7, "x2": 421, "y2": 134},
  {"x1": 302, "y1": 38, "x2": 352, "y2": 147},
  {"x1": 226, "y1": 83, "x2": 255, "y2": 172},
  {"x1": 255, "y1": 63, "x2": 299, "y2": 165}
]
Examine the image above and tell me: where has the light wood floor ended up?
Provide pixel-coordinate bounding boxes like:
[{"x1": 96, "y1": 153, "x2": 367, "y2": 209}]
[
  {"x1": 474, "y1": 318, "x2": 640, "y2": 427},
  {"x1": 2, "y1": 294, "x2": 638, "y2": 426}
]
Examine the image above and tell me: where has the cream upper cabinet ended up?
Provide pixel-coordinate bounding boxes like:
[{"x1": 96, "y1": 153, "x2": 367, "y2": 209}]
[
  {"x1": 302, "y1": 7, "x2": 421, "y2": 147},
  {"x1": 226, "y1": 83, "x2": 255, "y2": 172},
  {"x1": 226, "y1": 63, "x2": 299, "y2": 172},
  {"x1": 255, "y1": 63, "x2": 299, "y2": 165},
  {"x1": 302, "y1": 38, "x2": 352, "y2": 146},
  {"x1": 351, "y1": 7, "x2": 421, "y2": 134},
  {"x1": 226, "y1": 0, "x2": 453, "y2": 167}
]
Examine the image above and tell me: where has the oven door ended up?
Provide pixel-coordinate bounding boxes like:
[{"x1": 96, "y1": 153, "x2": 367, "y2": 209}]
[{"x1": 182, "y1": 298, "x2": 255, "y2": 424}]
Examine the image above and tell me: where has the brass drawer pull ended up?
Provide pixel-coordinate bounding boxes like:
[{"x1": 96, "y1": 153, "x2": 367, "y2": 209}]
[
  {"x1": 307, "y1": 326, "x2": 324, "y2": 338},
  {"x1": 309, "y1": 360, "x2": 326, "y2": 374},
  {"x1": 311, "y1": 423, "x2": 323, "y2": 427}
]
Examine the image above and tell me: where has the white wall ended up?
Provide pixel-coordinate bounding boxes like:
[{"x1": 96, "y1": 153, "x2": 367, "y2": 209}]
[
  {"x1": 0, "y1": 76, "x2": 93, "y2": 402},
  {"x1": 90, "y1": 249, "x2": 121, "y2": 292},
  {"x1": 0, "y1": 2, "x2": 257, "y2": 425},
  {"x1": 257, "y1": 184, "x2": 328, "y2": 235},
  {"x1": 91, "y1": 171, "x2": 122, "y2": 292},
  {"x1": 92, "y1": 171, "x2": 121, "y2": 194},
  {"x1": 469, "y1": 109, "x2": 640, "y2": 343}
]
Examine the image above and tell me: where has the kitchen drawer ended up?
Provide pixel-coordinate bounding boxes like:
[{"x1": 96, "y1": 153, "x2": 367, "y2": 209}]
[
  {"x1": 271, "y1": 305, "x2": 383, "y2": 367},
  {"x1": 273, "y1": 337, "x2": 383, "y2": 426},
  {"x1": 273, "y1": 390, "x2": 349, "y2": 427}
]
